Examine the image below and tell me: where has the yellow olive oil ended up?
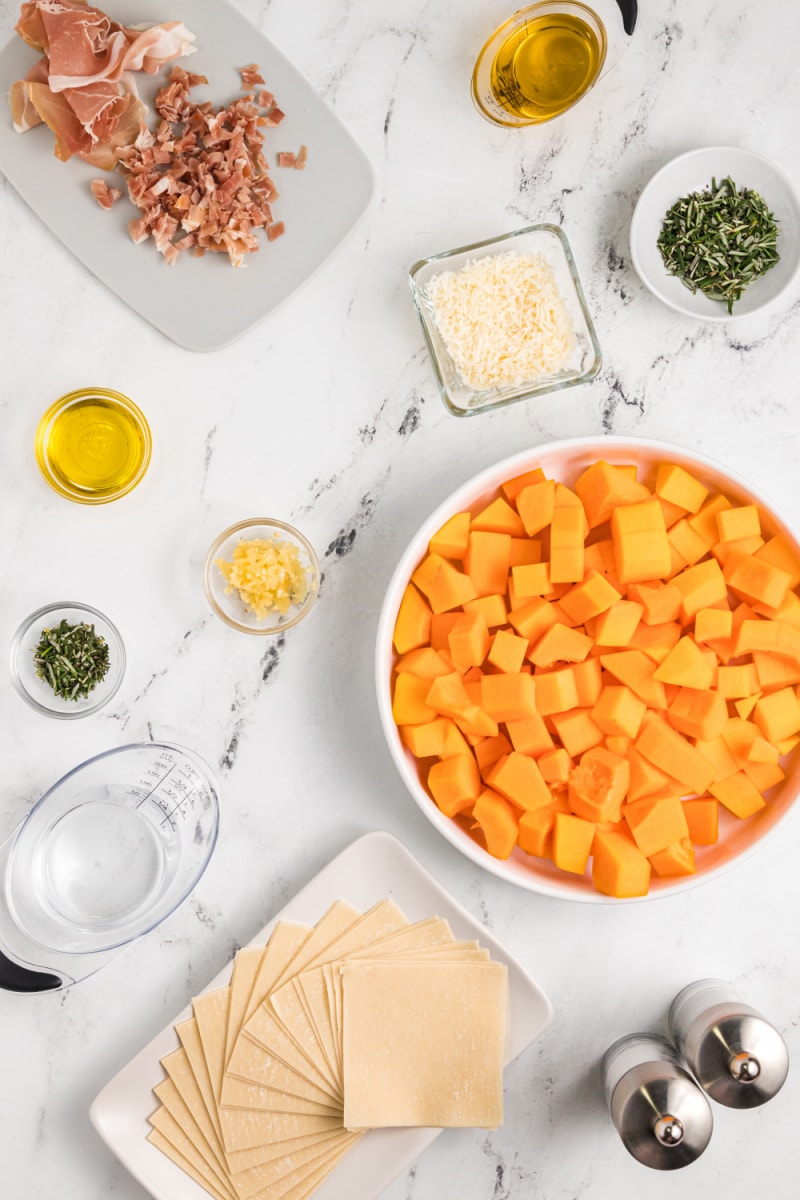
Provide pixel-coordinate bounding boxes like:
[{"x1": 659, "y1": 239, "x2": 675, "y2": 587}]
[
  {"x1": 490, "y1": 13, "x2": 603, "y2": 122},
  {"x1": 36, "y1": 389, "x2": 151, "y2": 503}
]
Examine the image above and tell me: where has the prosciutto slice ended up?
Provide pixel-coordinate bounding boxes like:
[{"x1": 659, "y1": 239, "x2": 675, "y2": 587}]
[{"x1": 10, "y1": 1, "x2": 195, "y2": 165}]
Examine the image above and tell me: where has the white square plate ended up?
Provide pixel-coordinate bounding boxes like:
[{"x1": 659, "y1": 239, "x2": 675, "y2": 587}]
[
  {"x1": 0, "y1": 0, "x2": 375, "y2": 350},
  {"x1": 90, "y1": 831, "x2": 553, "y2": 1200}
]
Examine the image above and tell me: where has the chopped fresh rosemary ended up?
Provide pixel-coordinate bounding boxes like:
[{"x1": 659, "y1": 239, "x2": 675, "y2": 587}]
[
  {"x1": 33, "y1": 619, "x2": 111, "y2": 701},
  {"x1": 657, "y1": 176, "x2": 779, "y2": 313}
]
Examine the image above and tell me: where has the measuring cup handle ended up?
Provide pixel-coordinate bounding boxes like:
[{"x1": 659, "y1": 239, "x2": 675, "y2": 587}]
[
  {"x1": 0, "y1": 948, "x2": 62, "y2": 993},
  {"x1": 615, "y1": 0, "x2": 638, "y2": 35}
]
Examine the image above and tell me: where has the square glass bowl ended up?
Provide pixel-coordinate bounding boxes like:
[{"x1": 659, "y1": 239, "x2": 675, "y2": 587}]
[{"x1": 409, "y1": 224, "x2": 602, "y2": 417}]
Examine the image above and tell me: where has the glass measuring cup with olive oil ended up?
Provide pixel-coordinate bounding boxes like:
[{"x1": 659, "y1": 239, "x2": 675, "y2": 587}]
[
  {"x1": 35, "y1": 387, "x2": 152, "y2": 504},
  {"x1": 472, "y1": 2, "x2": 609, "y2": 128}
]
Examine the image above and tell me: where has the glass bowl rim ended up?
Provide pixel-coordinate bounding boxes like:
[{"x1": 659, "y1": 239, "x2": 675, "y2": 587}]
[
  {"x1": 409, "y1": 222, "x2": 602, "y2": 417},
  {"x1": 10, "y1": 600, "x2": 126, "y2": 719},
  {"x1": 35, "y1": 386, "x2": 153, "y2": 505},
  {"x1": 204, "y1": 517, "x2": 321, "y2": 635}
]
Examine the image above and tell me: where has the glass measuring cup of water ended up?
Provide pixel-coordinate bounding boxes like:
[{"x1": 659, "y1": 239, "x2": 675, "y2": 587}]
[
  {"x1": 3, "y1": 743, "x2": 219, "y2": 963},
  {"x1": 471, "y1": 0, "x2": 636, "y2": 128}
]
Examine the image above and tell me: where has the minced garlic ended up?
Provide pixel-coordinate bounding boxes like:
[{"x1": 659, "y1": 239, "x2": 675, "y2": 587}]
[{"x1": 216, "y1": 535, "x2": 309, "y2": 619}]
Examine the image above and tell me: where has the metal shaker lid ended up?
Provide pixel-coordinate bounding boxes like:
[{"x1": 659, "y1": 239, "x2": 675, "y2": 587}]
[
  {"x1": 610, "y1": 1062, "x2": 713, "y2": 1170},
  {"x1": 687, "y1": 1011, "x2": 789, "y2": 1108}
]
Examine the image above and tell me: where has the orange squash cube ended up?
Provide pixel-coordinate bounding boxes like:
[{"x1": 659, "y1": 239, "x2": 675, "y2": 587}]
[
  {"x1": 474, "y1": 733, "x2": 512, "y2": 772},
  {"x1": 710, "y1": 771, "x2": 766, "y2": 819},
  {"x1": 611, "y1": 499, "x2": 671, "y2": 584},
  {"x1": 654, "y1": 636, "x2": 715, "y2": 689},
  {"x1": 412, "y1": 553, "x2": 479, "y2": 613},
  {"x1": 550, "y1": 505, "x2": 586, "y2": 583},
  {"x1": 655, "y1": 463, "x2": 708, "y2": 514},
  {"x1": 672, "y1": 558, "x2": 728, "y2": 623},
  {"x1": 529, "y1": 623, "x2": 593, "y2": 668},
  {"x1": 471, "y1": 789, "x2": 520, "y2": 858},
  {"x1": 568, "y1": 746, "x2": 630, "y2": 823},
  {"x1": 592, "y1": 831, "x2": 651, "y2": 897},
  {"x1": 695, "y1": 607, "x2": 733, "y2": 644},
  {"x1": 463, "y1": 531, "x2": 511, "y2": 597},
  {"x1": 400, "y1": 718, "x2": 449, "y2": 758},
  {"x1": 683, "y1": 798, "x2": 719, "y2": 845},
  {"x1": 552, "y1": 812, "x2": 595, "y2": 874},
  {"x1": 594, "y1": 600, "x2": 644, "y2": 647},
  {"x1": 393, "y1": 583, "x2": 432, "y2": 653},
  {"x1": 427, "y1": 755, "x2": 481, "y2": 817},
  {"x1": 753, "y1": 687, "x2": 800, "y2": 743},
  {"x1": 393, "y1": 673, "x2": 438, "y2": 725},
  {"x1": 447, "y1": 611, "x2": 490, "y2": 672},
  {"x1": 574, "y1": 460, "x2": 651, "y2": 529},
  {"x1": 462, "y1": 592, "x2": 508, "y2": 629},
  {"x1": 635, "y1": 718, "x2": 716, "y2": 795},
  {"x1": 717, "y1": 504, "x2": 761, "y2": 543},
  {"x1": 471, "y1": 497, "x2": 525, "y2": 537},
  {"x1": 487, "y1": 751, "x2": 552, "y2": 812},
  {"x1": 624, "y1": 795, "x2": 690, "y2": 857},
  {"x1": 505, "y1": 712, "x2": 554, "y2": 757},
  {"x1": 538, "y1": 747, "x2": 572, "y2": 786},
  {"x1": 668, "y1": 518, "x2": 710, "y2": 568},
  {"x1": 550, "y1": 709, "x2": 605, "y2": 757},
  {"x1": 481, "y1": 673, "x2": 538, "y2": 722},
  {"x1": 487, "y1": 628, "x2": 528, "y2": 674},
  {"x1": 501, "y1": 467, "x2": 546, "y2": 503},
  {"x1": 508, "y1": 537, "x2": 543, "y2": 567},
  {"x1": 592, "y1": 685, "x2": 647, "y2": 739},
  {"x1": 429, "y1": 512, "x2": 470, "y2": 560},
  {"x1": 667, "y1": 687, "x2": 727, "y2": 742},
  {"x1": 649, "y1": 838, "x2": 696, "y2": 877},
  {"x1": 516, "y1": 479, "x2": 555, "y2": 536},
  {"x1": 517, "y1": 808, "x2": 555, "y2": 858},
  {"x1": 724, "y1": 551, "x2": 792, "y2": 610},
  {"x1": 534, "y1": 667, "x2": 580, "y2": 715},
  {"x1": 512, "y1": 562, "x2": 552, "y2": 598}
]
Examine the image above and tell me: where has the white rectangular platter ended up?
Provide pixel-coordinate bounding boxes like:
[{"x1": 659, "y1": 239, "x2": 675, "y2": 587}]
[
  {"x1": 0, "y1": 0, "x2": 375, "y2": 350},
  {"x1": 90, "y1": 831, "x2": 553, "y2": 1200}
]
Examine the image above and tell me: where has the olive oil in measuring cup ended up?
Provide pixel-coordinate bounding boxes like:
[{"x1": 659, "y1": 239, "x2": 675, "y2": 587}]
[
  {"x1": 35, "y1": 387, "x2": 152, "y2": 504},
  {"x1": 472, "y1": 2, "x2": 608, "y2": 128}
]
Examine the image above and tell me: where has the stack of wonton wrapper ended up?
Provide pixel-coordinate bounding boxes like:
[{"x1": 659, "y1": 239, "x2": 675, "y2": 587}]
[{"x1": 148, "y1": 899, "x2": 508, "y2": 1200}]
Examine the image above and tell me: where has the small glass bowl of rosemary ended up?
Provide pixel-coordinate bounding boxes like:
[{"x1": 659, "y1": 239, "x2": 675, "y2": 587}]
[{"x1": 10, "y1": 601, "x2": 126, "y2": 719}]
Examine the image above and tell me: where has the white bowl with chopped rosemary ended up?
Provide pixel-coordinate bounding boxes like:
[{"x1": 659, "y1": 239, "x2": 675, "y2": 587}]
[
  {"x1": 10, "y1": 601, "x2": 125, "y2": 719},
  {"x1": 631, "y1": 147, "x2": 800, "y2": 321}
]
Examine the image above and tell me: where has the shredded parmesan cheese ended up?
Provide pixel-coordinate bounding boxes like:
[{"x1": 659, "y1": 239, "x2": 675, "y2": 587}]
[
  {"x1": 216, "y1": 536, "x2": 309, "y2": 619},
  {"x1": 426, "y1": 250, "x2": 576, "y2": 390}
]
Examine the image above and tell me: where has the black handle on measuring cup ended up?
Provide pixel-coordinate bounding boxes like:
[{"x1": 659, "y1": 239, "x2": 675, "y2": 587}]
[
  {"x1": 615, "y1": 0, "x2": 638, "y2": 35},
  {"x1": 0, "y1": 948, "x2": 61, "y2": 992}
]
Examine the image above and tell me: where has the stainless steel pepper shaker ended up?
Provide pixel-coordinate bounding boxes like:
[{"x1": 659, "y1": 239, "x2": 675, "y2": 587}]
[
  {"x1": 668, "y1": 979, "x2": 789, "y2": 1108},
  {"x1": 601, "y1": 1033, "x2": 713, "y2": 1169}
]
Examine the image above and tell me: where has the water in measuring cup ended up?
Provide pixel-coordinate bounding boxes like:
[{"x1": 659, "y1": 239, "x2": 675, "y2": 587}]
[{"x1": 32, "y1": 787, "x2": 176, "y2": 933}]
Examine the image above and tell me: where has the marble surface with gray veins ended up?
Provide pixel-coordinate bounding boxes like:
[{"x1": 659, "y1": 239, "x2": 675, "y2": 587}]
[{"x1": 1, "y1": 1, "x2": 799, "y2": 1198}]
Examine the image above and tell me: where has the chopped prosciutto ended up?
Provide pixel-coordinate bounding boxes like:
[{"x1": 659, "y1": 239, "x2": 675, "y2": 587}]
[
  {"x1": 90, "y1": 177, "x2": 121, "y2": 209},
  {"x1": 10, "y1": 1, "x2": 195, "y2": 165},
  {"x1": 118, "y1": 66, "x2": 293, "y2": 267},
  {"x1": 277, "y1": 145, "x2": 308, "y2": 170},
  {"x1": 240, "y1": 64, "x2": 265, "y2": 87}
]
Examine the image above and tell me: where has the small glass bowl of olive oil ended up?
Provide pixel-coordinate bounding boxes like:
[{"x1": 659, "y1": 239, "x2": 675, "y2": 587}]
[
  {"x1": 35, "y1": 387, "x2": 152, "y2": 505},
  {"x1": 472, "y1": 2, "x2": 608, "y2": 128}
]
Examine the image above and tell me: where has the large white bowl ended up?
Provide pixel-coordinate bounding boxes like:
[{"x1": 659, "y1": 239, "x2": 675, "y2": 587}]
[
  {"x1": 630, "y1": 146, "x2": 800, "y2": 322},
  {"x1": 375, "y1": 437, "x2": 800, "y2": 903}
]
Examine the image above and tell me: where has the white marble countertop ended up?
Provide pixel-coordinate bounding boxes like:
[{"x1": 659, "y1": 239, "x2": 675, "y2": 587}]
[{"x1": 1, "y1": 1, "x2": 799, "y2": 1197}]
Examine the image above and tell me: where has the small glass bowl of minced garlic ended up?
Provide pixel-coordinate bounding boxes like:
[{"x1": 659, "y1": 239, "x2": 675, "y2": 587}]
[{"x1": 204, "y1": 519, "x2": 320, "y2": 635}]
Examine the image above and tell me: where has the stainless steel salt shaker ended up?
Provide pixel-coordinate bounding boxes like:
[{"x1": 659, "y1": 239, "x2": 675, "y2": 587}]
[
  {"x1": 601, "y1": 1033, "x2": 713, "y2": 1169},
  {"x1": 668, "y1": 979, "x2": 789, "y2": 1108}
]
